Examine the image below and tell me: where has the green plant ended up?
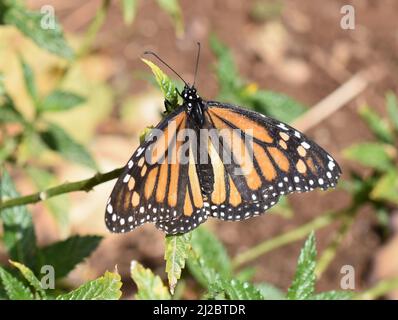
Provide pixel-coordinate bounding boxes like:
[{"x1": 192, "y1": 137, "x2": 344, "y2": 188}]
[
  {"x1": 132, "y1": 230, "x2": 352, "y2": 300},
  {"x1": 2, "y1": 0, "x2": 398, "y2": 301},
  {"x1": 0, "y1": 170, "x2": 108, "y2": 299},
  {"x1": 343, "y1": 92, "x2": 398, "y2": 234},
  {"x1": 0, "y1": 56, "x2": 96, "y2": 231},
  {"x1": 121, "y1": 0, "x2": 183, "y2": 35},
  {"x1": 0, "y1": 1, "x2": 73, "y2": 59},
  {"x1": 209, "y1": 34, "x2": 306, "y2": 123},
  {"x1": 0, "y1": 261, "x2": 122, "y2": 300}
]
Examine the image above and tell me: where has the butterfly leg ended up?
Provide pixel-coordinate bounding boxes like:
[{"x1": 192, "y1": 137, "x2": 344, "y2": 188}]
[
  {"x1": 163, "y1": 99, "x2": 172, "y2": 114},
  {"x1": 163, "y1": 87, "x2": 183, "y2": 114}
]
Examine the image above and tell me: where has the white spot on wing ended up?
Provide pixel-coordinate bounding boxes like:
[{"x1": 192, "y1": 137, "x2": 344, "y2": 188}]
[
  {"x1": 277, "y1": 123, "x2": 289, "y2": 131},
  {"x1": 136, "y1": 147, "x2": 145, "y2": 157}
]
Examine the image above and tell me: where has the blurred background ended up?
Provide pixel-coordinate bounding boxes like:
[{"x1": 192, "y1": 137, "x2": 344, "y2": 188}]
[{"x1": 1, "y1": 0, "x2": 398, "y2": 299}]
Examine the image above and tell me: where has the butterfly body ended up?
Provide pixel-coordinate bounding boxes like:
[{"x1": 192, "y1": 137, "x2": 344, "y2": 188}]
[
  {"x1": 106, "y1": 84, "x2": 341, "y2": 235},
  {"x1": 181, "y1": 85, "x2": 206, "y2": 128}
]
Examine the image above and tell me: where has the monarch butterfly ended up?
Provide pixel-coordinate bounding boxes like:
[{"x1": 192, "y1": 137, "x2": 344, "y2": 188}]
[{"x1": 105, "y1": 45, "x2": 341, "y2": 235}]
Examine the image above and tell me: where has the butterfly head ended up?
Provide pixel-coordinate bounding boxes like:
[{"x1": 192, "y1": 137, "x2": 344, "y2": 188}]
[
  {"x1": 181, "y1": 84, "x2": 201, "y2": 103},
  {"x1": 181, "y1": 85, "x2": 205, "y2": 127}
]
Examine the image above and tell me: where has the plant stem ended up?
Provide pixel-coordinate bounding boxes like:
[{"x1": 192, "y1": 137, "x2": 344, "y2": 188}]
[
  {"x1": 78, "y1": 0, "x2": 111, "y2": 57},
  {"x1": 0, "y1": 167, "x2": 123, "y2": 210},
  {"x1": 315, "y1": 208, "x2": 356, "y2": 278},
  {"x1": 231, "y1": 209, "x2": 347, "y2": 269},
  {"x1": 355, "y1": 277, "x2": 398, "y2": 300}
]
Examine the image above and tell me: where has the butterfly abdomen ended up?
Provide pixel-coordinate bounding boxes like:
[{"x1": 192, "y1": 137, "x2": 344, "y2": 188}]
[{"x1": 196, "y1": 162, "x2": 214, "y2": 195}]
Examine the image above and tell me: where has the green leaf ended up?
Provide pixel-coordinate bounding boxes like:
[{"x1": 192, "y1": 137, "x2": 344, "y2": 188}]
[
  {"x1": 190, "y1": 257, "x2": 219, "y2": 291},
  {"x1": 139, "y1": 125, "x2": 155, "y2": 144},
  {"x1": 39, "y1": 235, "x2": 102, "y2": 279},
  {"x1": 0, "y1": 75, "x2": 22, "y2": 127},
  {"x1": 340, "y1": 172, "x2": 376, "y2": 204},
  {"x1": 250, "y1": 90, "x2": 306, "y2": 123},
  {"x1": 209, "y1": 34, "x2": 243, "y2": 99},
  {"x1": 256, "y1": 282, "x2": 285, "y2": 300},
  {"x1": 0, "y1": 266, "x2": 34, "y2": 300},
  {"x1": 10, "y1": 261, "x2": 46, "y2": 299},
  {"x1": 142, "y1": 58, "x2": 179, "y2": 111},
  {"x1": 57, "y1": 271, "x2": 122, "y2": 300},
  {"x1": 287, "y1": 231, "x2": 316, "y2": 300},
  {"x1": 39, "y1": 122, "x2": 97, "y2": 169},
  {"x1": 343, "y1": 143, "x2": 394, "y2": 171},
  {"x1": 0, "y1": 1, "x2": 9, "y2": 24},
  {"x1": 370, "y1": 170, "x2": 398, "y2": 205},
  {"x1": 164, "y1": 233, "x2": 191, "y2": 294},
  {"x1": 191, "y1": 227, "x2": 232, "y2": 275},
  {"x1": 386, "y1": 91, "x2": 398, "y2": 131},
  {"x1": 374, "y1": 207, "x2": 390, "y2": 230},
  {"x1": 4, "y1": 5, "x2": 74, "y2": 59},
  {"x1": 0, "y1": 95, "x2": 26, "y2": 124},
  {"x1": 359, "y1": 106, "x2": 393, "y2": 144},
  {"x1": 188, "y1": 227, "x2": 232, "y2": 286},
  {"x1": 0, "y1": 136, "x2": 18, "y2": 163},
  {"x1": 122, "y1": 0, "x2": 138, "y2": 25},
  {"x1": 204, "y1": 270, "x2": 263, "y2": 300},
  {"x1": 19, "y1": 129, "x2": 48, "y2": 161},
  {"x1": 40, "y1": 90, "x2": 86, "y2": 112},
  {"x1": 191, "y1": 257, "x2": 263, "y2": 300},
  {"x1": 19, "y1": 57, "x2": 38, "y2": 104},
  {"x1": 155, "y1": 0, "x2": 184, "y2": 36},
  {"x1": 312, "y1": 290, "x2": 353, "y2": 300},
  {"x1": 131, "y1": 260, "x2": 171, "y2": 300},
  {"x1": 0, "y1": 73, "x2": 5, "y2": 96},
  {"x1": 209, "y1": 34, "x2": 305, "y2": 123},
  {"x1": 249, "y1": 0, "x2": 284, "y2": 22},
  {"x1": 0, "y1": 170, "x2": 37, "y2": 268},
  {"x1": 26, "y1": 167, "x2": 69, "y2": 232},
  {"x1": 235, "y1": 267, "x2": 256, "y2": 282}
]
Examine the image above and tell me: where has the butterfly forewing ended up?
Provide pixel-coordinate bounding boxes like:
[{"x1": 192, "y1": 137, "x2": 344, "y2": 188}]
[{"x1": 106, "y1": 109, "x2": 209, "y2": 234}]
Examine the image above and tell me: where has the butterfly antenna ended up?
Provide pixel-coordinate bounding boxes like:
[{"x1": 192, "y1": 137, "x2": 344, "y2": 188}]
[
  {"x1": 143, "y1": 51, "x2": 188, "y2": 86},
  {"x1": 193, "y1": 42, "x2": 201, "y2": 87}
]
